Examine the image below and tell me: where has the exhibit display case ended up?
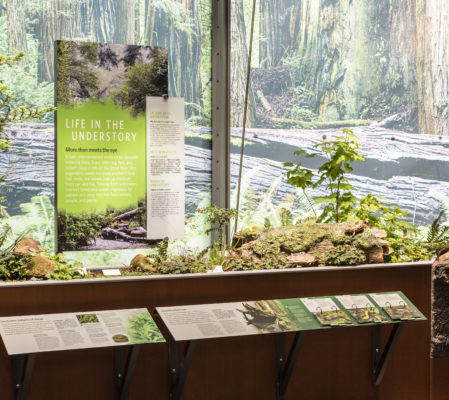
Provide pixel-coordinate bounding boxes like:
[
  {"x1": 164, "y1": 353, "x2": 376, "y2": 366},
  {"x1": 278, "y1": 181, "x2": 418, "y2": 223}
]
[{"x1": 0, "y1": 0, "x2": 447, "y2": 399}]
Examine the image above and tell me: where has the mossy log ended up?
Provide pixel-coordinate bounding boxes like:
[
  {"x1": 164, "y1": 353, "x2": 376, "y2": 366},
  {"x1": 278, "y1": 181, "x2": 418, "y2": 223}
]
[
  {"x1": 270, "y1": 117, "x2": 373, "y2": 130},
  {"x1": 227, "y1": 221, "x2": 391, "y2": 270}
]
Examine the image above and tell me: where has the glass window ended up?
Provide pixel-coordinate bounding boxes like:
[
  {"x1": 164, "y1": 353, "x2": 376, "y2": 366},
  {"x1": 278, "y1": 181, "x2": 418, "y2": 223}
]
[
  {"x1": 230, "y1": 1, "x2": 449, "y2": 261},
  {"x1": 0, "y1": 0, "x2": 212, "y2": 266}
]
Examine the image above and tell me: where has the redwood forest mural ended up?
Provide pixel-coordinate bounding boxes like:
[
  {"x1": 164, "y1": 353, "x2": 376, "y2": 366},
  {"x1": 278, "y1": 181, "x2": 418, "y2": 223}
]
[{"x1": 0, "y1": 0, "x2": 448, "y2": 267}]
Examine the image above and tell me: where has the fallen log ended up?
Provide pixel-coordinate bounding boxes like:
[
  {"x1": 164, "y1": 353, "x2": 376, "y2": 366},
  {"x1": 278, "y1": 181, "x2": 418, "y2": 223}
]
[
  {"x1": 102, "y1": 227, "x2": 149, "y2": 242},
  {"x1": 112, "y1": 207, "x2": 145, "y2": 222},
  {"x1": 256, "y1": 90, "x2": 273, "y2": 113}
]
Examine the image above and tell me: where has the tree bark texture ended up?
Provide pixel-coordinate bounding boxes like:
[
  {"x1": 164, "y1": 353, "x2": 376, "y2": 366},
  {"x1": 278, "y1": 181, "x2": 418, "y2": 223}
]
[
  {"x1": 34, "y1": 0, "x2": 91, "y2": 82},
  {"x1": 231, "y1": 0, "x2": 256, "y2": 128},
  {"x1": 417, "y1": 0, "x2": 449, "y2": 135},
  {"x1": 7, "y1": 0, "x2": 26, "y2": 55},
  {"x1": 293, "y1": 0, "x2": 411, "y2": 122},
  {"x1": 146, "y1": 0, "x2": 203, "y2": 119},
  {"x1": 113, "y1": 0, "x2": 136, "y2": 44},
  {"x1": 259, "y1": 0, "x2": 300, "y2": 68},
  {"x1": 92, "y1": 0, "x2": 116, "y2": 43}
]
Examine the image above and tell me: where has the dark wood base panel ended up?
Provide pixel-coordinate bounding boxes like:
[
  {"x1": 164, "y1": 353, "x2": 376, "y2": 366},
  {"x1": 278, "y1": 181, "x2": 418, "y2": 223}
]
[{"x1": 0, "y1": 264, "x2": 431, "y2": 400}]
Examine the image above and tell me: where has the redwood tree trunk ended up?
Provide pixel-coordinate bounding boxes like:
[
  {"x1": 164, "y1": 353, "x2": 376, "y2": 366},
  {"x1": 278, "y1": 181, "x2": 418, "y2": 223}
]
[
  {"x1": 259, "y1": 0, "x2": 300, "y2": 68},
  {"x1": 113, "y1": 0, "x2": 135, "y2": 44},
  {"x1": 92, "y1": 0, "x2": 116, "y2": 43},
  {"x1": 34, "y1": 0, "x2": 89, "y2": 82},
  {"x1": 146, "y1": 0, "x2": 203, "y2": 120},
  {"x1": 417, "y1": 0, "x2": 449, "y2": 135},
  {"x1": 231, "y1": 0, "x2": 256, "y2": 127},
  {"x1": 7, "y1": 0, "x2": 27, "y2": 55}
]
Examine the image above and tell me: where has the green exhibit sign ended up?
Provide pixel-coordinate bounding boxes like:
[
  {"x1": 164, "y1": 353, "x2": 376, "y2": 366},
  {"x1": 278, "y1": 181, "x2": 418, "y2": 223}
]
[
  {"x1": 57, "y1": 101, "x2": 146, "y2": 214},
  {"x1": 157, "y1": 291, "x2": 426, "y2": 341},
  {"x1": 55, "y1": 40, "x2": 169, "y2": 252}
]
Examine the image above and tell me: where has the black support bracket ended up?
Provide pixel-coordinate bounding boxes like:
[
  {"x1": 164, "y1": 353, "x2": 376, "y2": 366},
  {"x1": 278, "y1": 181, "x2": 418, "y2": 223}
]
[
  {"x1": 372, "y1": 323, "x2": 404, "y2": 387},
  {"x1": 276, "y1": 332, "x2": 305, "y2": 400},
  {"x1": 114, "y1": 345, "x2": 141, "y2": 400},
  {"x1": 169, "y1": 336, "x2": 196, "y2": 400},
  {"x1": 11, "y1": 354, "x2": 36, "y2": 400}
]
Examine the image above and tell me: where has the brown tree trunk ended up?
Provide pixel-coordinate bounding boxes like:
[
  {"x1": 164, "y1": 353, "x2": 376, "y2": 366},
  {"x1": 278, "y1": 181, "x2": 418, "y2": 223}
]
[
  {"x1": 92, "y1": 0, "x2": 116, "y2": 43},
  {"x1": 7, "y1": 0, "x2": 27, "y2": 55},
  {"x1": 114, "y1": 0, "x2": 136, "y2": 44},
  {"x1": 145, "y1": 0, "x2": 203, "y2": 120},
  {"x1": 34, "y1": 0, "x2": 89, "y2": 82},
  {"x1": 231, "y1": 0, "x2": 256, "y2": 128},
  {"x1": 259, "y1": 0, "x2": 300, "y2": 68},
  {"x1": 417, "y1": 0, "x2": 449, "y2": 135}
]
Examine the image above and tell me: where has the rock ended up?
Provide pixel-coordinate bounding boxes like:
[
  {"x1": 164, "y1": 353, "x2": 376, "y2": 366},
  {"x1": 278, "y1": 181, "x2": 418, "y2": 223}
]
[
  {"x1": 312, "y1": 240, "x2": 335, "y2": 263},
  {"x1": 371, "y1": 228, "x2": 387, "y2": 238},
  {"x1": 382, "y1": 246, "x2": 394, "y2": 256},
  {"x1": 287, "y1": 252, "x2": 316, "y2": 266},
  {"x1": 344, "y1": 221, "x2": 368, "y2": 235},
  {"x1": 129, "y1": 227, "x2": 147, "y2": 237},
  {"x1": 27, "y1": 256, "x2": 55, "y2": 276},
  {"x1": 232, "y1": 242, "x2": 254, "y2": 259},
  {"x1": 13, "y1": 238, "x2": 41, "y2": 256},
  {"x1": 130, "y1": 254, "x2": 155, "y2": 272},
  {"x1": 366, "y1": 245, "x2": 384, "y2": 263}
]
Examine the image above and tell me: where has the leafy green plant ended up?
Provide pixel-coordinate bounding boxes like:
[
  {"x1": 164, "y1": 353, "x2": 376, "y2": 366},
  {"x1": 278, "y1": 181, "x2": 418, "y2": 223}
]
[
  {"x1": 77, "y1": 314, "x2": 99, "y2": 324},
  {"x1": 0, "y1": 52, "x2": 54, "y2": 217},
  {"x1": 0, "y1": 196, "x2": 55, "y2": 251},
  {"x1": 283, "y1": 129, "x2": 442, "y2": 263},
  {"x1": 199, "y1": 205, "x2": 238, "y2": 264},
  {"x1": 57, "y1": 211, "x2": 113, "y2": 252},
  {"x1": 427, "y1": 211, "x2": 449, "y2": 245},
  {"x1": 113, "y1": 47, "x2": 168, "y2": 116},
  {"x1": 0, "y1": 230, "x2": 84, "y2": 281},
  {"x1": 156, "y1": 237, "x2": 169, "y2": 262},
  {"x1": 286, "y1": 129, "x2": 364, "y2": 223},
  {"x1": 56, "y1": 41, "x2": 99, "y2": 106},
  {"x1": 128, "y1": 311, "x2": 164, "y2": 343}
]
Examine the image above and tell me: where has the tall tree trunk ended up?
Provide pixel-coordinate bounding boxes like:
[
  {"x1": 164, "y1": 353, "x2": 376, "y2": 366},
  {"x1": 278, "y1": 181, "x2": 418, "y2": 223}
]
[
  {"x1": 288, "y1": 0, "x2": 419, "y2": 124},
  {"x1": 259, "y1": 0, "x2": 300, "y2": 68},
  {"x1": 417, "y1": 0, "x2": 449, "y2": 135},
  {"x1": 231, "y1": 0, "x2": 256, "y2": 127},
  {"x1": 145, "y1": 0, "x2": 203, "y2": 120},
  {"x1": 34, "y1": 0, "x2": 89, "y2": 82},
  {"x1": 92, "y1": 0, "x2": 116, "y2": 43},
  {"x1": 114, "y1": 0, "x2": 135, "y2": 44},
  {"x1": 7, "y1": 0, "x2": 26, "y2": 55}
]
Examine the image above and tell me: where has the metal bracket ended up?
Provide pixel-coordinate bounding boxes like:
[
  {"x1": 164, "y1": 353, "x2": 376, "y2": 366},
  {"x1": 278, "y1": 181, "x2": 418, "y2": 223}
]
[
  {"x1": 169, "y1": 336, "x2": 196, "y2": 400},
  {"x1": 276, "y1": 332, "x2": 305, "y2": 400},
  {"x1": 372, "y1": 323, "x2": 404, "y2": 387},
  {"x1": 114, "y1": 345, "x2": 141, "y2": 400},
  {"x1": 12, "y1": 354, "x2": 36, "y2": 400}
]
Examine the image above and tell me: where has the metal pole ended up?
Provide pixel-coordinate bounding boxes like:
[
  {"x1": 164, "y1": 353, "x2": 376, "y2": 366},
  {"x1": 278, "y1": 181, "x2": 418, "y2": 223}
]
[{"x1": 233, "y1": 0, "x2": 257, "y2": 235}]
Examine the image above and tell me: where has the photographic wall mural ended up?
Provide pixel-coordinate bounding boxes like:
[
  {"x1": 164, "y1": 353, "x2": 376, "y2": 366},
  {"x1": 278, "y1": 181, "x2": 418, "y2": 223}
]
[
  {"x1": 230, "y1": 0, "x2": 449, "y2": 250},
  {"x1": 0, "y1": 0, "x2": 213, "y2": 267}
]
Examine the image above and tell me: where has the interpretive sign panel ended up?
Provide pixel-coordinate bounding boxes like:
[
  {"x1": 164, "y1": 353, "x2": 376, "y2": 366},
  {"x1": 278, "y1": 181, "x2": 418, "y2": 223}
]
[
  {"x1": 55, "y1": 40, "x2": 169, "y2": 252},
  {"x1": 0, "y1": 308, "x2": 164, "y2": 355},
  {"x1": 157, "y1": 292, "x2": 426, "y2": 341},
  {"x1": 146, "y1": 96, "x2": 185, "y2": 239}
]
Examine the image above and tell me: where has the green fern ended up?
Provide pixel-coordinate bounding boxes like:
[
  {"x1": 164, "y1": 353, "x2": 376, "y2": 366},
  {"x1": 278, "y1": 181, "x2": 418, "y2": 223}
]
[
  {"x1": 0, "y1": 196, "x2": 54, "y2": 251},
  {"x1": 427, "y1": 210, "x2": 449, "y2": 244}
]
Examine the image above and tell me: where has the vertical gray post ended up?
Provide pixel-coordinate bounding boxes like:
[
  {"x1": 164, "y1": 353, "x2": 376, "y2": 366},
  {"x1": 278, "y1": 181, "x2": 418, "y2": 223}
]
[{"x1": 212, "y1": 0, "x2": 231, "y2": 242}]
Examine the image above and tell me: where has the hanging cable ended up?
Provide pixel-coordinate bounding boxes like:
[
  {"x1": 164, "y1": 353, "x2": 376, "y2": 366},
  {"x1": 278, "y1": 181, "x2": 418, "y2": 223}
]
[{"x1": 233, "y1": 0, "x2": 257, "y2": 236}]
